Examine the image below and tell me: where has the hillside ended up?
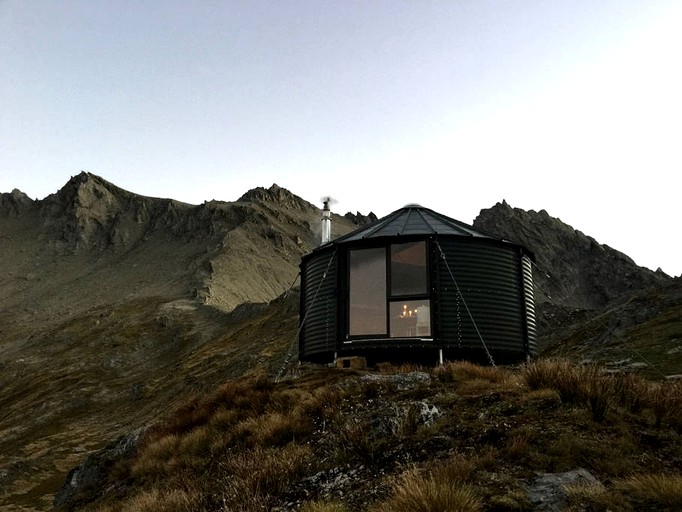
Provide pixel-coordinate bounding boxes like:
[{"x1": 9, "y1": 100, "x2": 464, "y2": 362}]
[
  {"x1": 1, "y1": 174, "x2": 680, "y2": 510},
  {"x1": 0, "y1": 173, "x2": 360, "y2": 510}
]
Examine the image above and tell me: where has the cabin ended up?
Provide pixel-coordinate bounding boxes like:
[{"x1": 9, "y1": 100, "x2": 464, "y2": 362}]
[{"x1": 299, "y1": 204, "x2": 536, "y2": 366}]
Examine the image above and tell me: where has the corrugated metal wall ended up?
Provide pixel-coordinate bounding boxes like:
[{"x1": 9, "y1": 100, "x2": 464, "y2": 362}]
[
  {"x1": 436, "y1": 239, "x2": 528, "y2": 358},
  {"x1": 299, "y1": 249, "x2": 338, "y2": 362},
  {"x1": 521, "y1": 254, "x2": 537, "y2": 356}
]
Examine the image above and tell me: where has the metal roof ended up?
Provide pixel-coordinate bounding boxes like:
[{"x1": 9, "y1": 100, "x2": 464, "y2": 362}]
[{"x1": 333, "y1": 204, "x2": 502, "y2": 243}]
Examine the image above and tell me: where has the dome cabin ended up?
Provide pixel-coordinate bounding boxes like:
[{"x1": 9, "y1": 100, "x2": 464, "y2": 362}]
[{"x1": 299, "y1": 204, "x2": 536, "y2": 366}]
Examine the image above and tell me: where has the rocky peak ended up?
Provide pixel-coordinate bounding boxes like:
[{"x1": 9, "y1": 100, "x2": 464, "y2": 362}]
[
  {"x1": 0, "y1": 189, "x2": 35, "y2": 216},
  {"x1": 238, "y1": 184, "x2": 314, "y2": 211},
  {"x1": 344, "y1": 211, "x2": 378, "y2": 226},
  {"x1": 473, "y1": 201, "x2": 670, "y2": 311}
]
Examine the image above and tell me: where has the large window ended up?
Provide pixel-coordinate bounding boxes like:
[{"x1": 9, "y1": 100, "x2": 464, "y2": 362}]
[
  {"x1": 349, "y1": 241, "x2": 431, "y2": 339},
  {"x1": 349, "y1": 248, "x2": 387, "y2": 336}
]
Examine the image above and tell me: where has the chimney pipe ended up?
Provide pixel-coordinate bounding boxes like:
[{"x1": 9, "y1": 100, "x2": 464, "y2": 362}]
[{"x1": 321, "y1": 198, "x2": 331, "y2": 245}]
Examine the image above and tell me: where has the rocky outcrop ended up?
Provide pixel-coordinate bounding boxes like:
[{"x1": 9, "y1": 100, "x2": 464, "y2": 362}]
[
  {"x1": 527, "y1": 468, "x2": 600, "y2": 511},
  {"x1": 473, "y1": 201, "x2": 670, "y2": 310},
  {"x1": 0, "y1": 189, "x2": 35, "y2": 216},
  {"x1": 344, "y1": 211, "x2": 378, "y2": 226},
  {"x1": 53, "y1": 428, "x2": 145, "y2": 510}
]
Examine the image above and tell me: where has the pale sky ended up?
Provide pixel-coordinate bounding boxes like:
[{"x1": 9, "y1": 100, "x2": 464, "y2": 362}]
[{"x1": 1, "y1": 1, "x2": 680, "y2": 276}]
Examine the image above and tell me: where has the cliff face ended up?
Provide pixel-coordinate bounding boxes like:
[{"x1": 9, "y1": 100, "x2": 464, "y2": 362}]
[
  {"x1": 473, "y1": 201, "x2": 670, "y2": 311},
  {"x1": 1, "y1": 172, "x2": 359, "y2": 318}
]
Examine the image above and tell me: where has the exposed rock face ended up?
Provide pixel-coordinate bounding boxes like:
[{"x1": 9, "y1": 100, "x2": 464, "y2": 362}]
[
  {"x1": 53, "y1": 428, "x2": 145, "y2": 510},
  {"x1": 1, "y1": 172, "x2": 360, "y2": 314},
  {"x1": 0, "y1": 189, "x2": 35, "y2": 216},
  {"x1": 527, "y1": 468, "x2": 600, "y2": 511},
  {"x1": 473, "y1": 201, "x2": 670, "y2": 311},
  {"x1": 344, "y1": 211, "x2": 378, "y2": 226}
]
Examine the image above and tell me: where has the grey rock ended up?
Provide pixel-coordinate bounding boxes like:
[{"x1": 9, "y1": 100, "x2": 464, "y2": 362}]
[
  {"x1": 527, "y1": 468, "x2": 599, "y2": 511},
  {"x1": 53, "y1": 427, "x2": 145, "y2": 509}
]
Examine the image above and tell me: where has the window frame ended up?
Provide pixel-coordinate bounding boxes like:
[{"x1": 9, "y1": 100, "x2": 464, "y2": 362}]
[{"x1": 346, "y1": 238, "x2": 433, "y2": 341}]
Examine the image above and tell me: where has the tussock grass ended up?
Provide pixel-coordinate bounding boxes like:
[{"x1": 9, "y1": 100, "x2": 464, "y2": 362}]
[
  {"x1": 83, "y1": 360, "x2": 682, "y2": 512},
  {"x1": 615, "y1": 473, "x2": 682, "y2": 508},
  {"x1": 567, "y1": 473, "x2": 682, "y2": 511},
  {"x1": 121, "y1": 488, "x2": 199, "y2": 512},
  {"x1": 613, "y1": 373, "x2": 649, "y2": 413},
  {"x1": 434, "y1": 360, "x2": 510, "y2": 384},
  {"x1": 222, "y1": 444, "x2": 313, "y2": 497},
  {"x1": 374, "y1": 466, "x2": 481, "y2": 512},
  {"x1": 522, "y1": 358, "x2": 682, "y2": 426},
  {"x1": 649, "y1": 380, "x2": 682, "y2": 429},
  {"x1": 301, "y1": 501, "x2": 349, "y2": 512}
]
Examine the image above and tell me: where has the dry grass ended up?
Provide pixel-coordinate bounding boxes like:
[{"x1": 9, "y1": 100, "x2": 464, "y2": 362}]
[
  {"x1": 301, "y1": 500, "x2": 349, "y2": 512},
  {"x1": 75, "y1": 359, "x2": 682, "y2": 511},
  {"x1": 615, "y1": 473, "x2": 682, "y2": 508},
  {"x1": 374, "y1": 466, "x2": 481, "y2": 512},
  {"x1": 434, "y1": 360, "x2": 510, "y2": 384},
  {"x1": 648, "y1": 380, "x2": 682, "y2": 429},
  {"x1": 220, "y1": 444, "x2": 313, "y2": 505},
  {"x1": 566, "y1": 473, "x2": 682, "y2": 511}
]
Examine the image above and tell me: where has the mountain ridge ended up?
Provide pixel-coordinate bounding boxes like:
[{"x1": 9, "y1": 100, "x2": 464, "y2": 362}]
[{"x1": 1, "y1": 173, "x2": 680, "y2": 510}]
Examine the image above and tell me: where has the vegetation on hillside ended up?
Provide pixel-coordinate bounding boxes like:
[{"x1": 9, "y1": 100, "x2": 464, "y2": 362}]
[{"x1": 59, "y1": 359, "x2": 682, "y2": 511}]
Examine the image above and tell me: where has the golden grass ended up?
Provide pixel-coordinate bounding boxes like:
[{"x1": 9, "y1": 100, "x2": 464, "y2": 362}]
[
  {"x1": 615, "y1": 473, "x2": 682, "y2": 508},
  {"x1": 220, "y1": 444, "x2": 313, "y2": 504},
  {"x1": 434, "y1": 360, "x2": 511, "y2": 384},
  {"x1": 87, "y1": 360, "x2": 682, "y2": 512},
  {"x1": 374, "y1": 466, "x2": 481, "y2": 512},
  {"x1": 301, "y1": 500, "x2": 349, "y2": 512}
]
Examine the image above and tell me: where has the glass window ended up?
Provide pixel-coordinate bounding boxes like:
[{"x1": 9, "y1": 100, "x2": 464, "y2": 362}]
[
  {"x1": 391, "y1": 241, "x2": 427, "y2": 296},
  {"x1": 390, "y1": 300, "x2": 431, "y2": 338},
  {"x1": 349, "y1": 248, "x2": 387, "y2": 336}
]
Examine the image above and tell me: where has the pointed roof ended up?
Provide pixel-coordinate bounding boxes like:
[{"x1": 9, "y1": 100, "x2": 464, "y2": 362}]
[{"x1": 333, "y1": 204, "x2": 502, "y2": 243}]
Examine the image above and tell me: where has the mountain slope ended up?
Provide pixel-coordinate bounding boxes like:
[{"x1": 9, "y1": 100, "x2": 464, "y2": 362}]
[
  {"x1": 1, "y1": 175, "x2": 679, "y2": 510},
  {"x1": 0, "y1": 173, "x2": 361, "y2": 510}
]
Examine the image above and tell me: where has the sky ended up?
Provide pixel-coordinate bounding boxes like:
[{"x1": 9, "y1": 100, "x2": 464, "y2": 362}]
[{"x1": 1, "y1": 1, "x2": 680, "y2": 276}]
